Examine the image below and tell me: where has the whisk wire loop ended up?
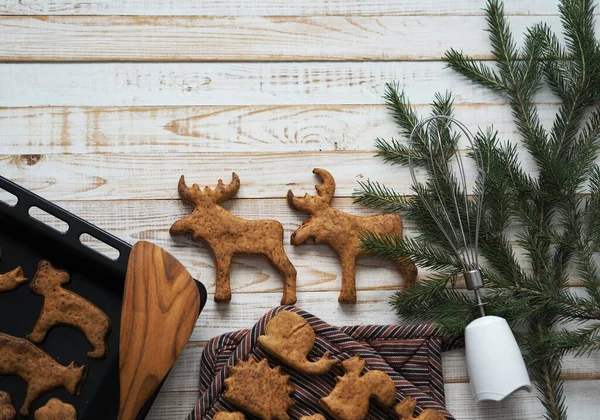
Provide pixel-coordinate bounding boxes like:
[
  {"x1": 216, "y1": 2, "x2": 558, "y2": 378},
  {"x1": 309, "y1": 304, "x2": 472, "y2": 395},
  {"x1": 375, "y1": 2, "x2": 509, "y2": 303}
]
[{"x1": 408, "y1": 115, "x2": 486, "y2": 315}]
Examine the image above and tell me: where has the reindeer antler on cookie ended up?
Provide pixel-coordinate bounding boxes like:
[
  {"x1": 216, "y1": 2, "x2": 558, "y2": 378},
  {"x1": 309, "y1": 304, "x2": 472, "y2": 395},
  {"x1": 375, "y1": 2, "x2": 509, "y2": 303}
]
[
  {"x1": 320, "y1": 355, "x2": 396, "y2": 420},
  {"x1": 288, "y1": 169, "x2": 417, "y2": 303},
  {"x1": 171, "y1": 174, "x2": 297, "y2": 305},
  {"x1": 258, "y1": 311, "x2": 338, "y2": 375}
]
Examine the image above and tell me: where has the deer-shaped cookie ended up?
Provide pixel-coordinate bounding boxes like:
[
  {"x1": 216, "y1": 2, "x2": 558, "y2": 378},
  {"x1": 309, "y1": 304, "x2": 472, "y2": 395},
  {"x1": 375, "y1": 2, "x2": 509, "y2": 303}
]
[
  {"x1": 27, "y1": 260, "x2": 110, "y2": 358},
  {"x1": 288, "y1": 168, "x2": 418, "y2": 303},
  {"x1": 0, "y1": 333, "x2": 86, "y2": 416},
  {"x1": 320, "y1": 355, "x2": 396, "y2": 420},
  {"x1": 170, "y1": 174, "x2": 297, "y2": 304}
]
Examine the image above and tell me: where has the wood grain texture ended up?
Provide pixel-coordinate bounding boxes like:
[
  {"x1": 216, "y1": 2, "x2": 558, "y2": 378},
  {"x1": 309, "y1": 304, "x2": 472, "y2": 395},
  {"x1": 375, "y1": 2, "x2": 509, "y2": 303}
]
[
  {"x1": 119, "y1": 241, "x2": 200, "y2": 420},
  {"x1": 0, "y1": 62, "x2": 558, "y2": 107},
  {"x1": 0, "y1": 104, "x2": 559, "y2": 154},
  {"x1": 187, "y1": 291, "x2": 594, "y2": 342},
  {"x1": 0, "y1": 150, "x2": 555, "y2": 201},
  {"x1": 0, "y1": 0, "x2": 578, "y2": 16},
  {"x1": 0, "y1": 15, "x2": 585, "y2": 62},
  {"x1": 17, "y1": 198, "x2": 584, "y2": 296},
  {"x1": 1, "y1": 0, "x2": 597, "y2": 417}
]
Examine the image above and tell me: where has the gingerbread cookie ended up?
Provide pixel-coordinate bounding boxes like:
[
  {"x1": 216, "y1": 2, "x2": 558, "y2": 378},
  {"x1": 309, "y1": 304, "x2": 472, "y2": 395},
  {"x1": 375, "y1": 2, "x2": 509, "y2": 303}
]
[
  {"x1": 0, "y1": 249, "x2": 26, "y2": 292},
  {"x1": 320, "y1": 355, "x2": 396, "y2": 420},
  {"x1": 224, "y1": 356, "x2": 294, "y2": 420},
  {"x1": 213, "y1": 413, "x2": 245, "y2": 420},
  {"x1": 27, "y1": 260, "x2": 110, "y2": 358},
  {"x1": 288, "y1": 168, "x2": 418, "y2": 303},
  {"x1": 170, "y1": 174, "x2": 297, "y2": 304},
  {"x1": 34, "y1": 398, "x2": 77, "y2": 420},
  {"x1": 258, "y1": 311, "x2": 338, "y2": 375},
  {"x1": 0, "y1": 333, "x2": 86, "y2": 416},
  {"x1": 394, "y1": 397, "x2": 445, "y2": 420},
  {"x1": 0, "y1": 391, "x2": 16, "y2": 420}
]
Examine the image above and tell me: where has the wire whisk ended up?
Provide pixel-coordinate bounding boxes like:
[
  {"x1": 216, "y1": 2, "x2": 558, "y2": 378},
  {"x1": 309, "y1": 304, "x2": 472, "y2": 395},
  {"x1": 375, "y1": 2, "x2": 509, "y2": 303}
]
[{"x1": 408, "y1": 115, "x2": 486, "y2": 317}]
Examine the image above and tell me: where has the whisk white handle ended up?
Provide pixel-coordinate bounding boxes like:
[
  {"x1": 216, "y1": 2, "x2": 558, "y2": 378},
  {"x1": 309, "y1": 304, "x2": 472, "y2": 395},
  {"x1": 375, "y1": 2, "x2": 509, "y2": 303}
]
[{"x1": 465, "y1": 316, "x2": 532, "y2": 402}]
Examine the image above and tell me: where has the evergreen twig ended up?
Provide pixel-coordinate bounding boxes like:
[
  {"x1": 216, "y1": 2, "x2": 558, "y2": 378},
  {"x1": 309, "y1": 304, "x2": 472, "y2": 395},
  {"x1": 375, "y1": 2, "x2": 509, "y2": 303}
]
[{"x1": 354, "y1": 1, "x2": 600, "y2": 418}]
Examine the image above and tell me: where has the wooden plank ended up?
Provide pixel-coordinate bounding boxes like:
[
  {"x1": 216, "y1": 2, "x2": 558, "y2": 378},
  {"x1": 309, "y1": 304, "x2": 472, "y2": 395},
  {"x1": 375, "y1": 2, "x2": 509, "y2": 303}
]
[
  {"x1": 146, "y1": 380, "x2": 600, "y2": 419},
  {"x1": 15, "y1": 198, "x2": 584, "y2": 296},
  {"x1": 190, "y1": 290, "x2": 402, "y2": 341},
  {"x1": 0, "y1": 104, "x2": 560, "y2": 154},
  {"x1": 0, "y1": 150, "x2": 551, "y2": 201},
  {"x1": 0, "y1": 62, "x2": 557, "y2": 107},
  {"x1": 21, "y1": 198, "x2": 422, "y2": 294},
  {"x1": 446, "y1": 381, "x2": 600, "y2": 420},
  {"x1": 161, "y1": 345, "x2": 600, "y2": 394},
  {"x1": 186, "y1": 290, "x2": 590, "y2": 342},
  {"x1": 0, "y1": 0, "x2": 573, "y2": 17},
  {"x1": 441, "y1": 349, "x2": 600, "y2": 383},
  {"x1": 0, "y1": 15, "x2": 577, "y2": 61}
]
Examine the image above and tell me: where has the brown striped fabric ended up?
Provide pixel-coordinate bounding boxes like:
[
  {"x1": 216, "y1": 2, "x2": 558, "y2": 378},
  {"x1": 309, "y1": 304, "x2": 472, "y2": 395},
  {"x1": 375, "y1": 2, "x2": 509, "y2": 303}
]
[{"x1": 189, "y1": 306, "x2": 457, "y2": 420}]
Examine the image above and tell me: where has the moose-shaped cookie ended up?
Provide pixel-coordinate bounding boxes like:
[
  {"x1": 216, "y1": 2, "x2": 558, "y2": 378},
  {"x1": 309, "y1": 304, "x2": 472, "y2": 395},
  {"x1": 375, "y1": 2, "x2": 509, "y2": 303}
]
[
  {"x1": 320, "y1": 355, "x2": 396, "y2": 420},
  {"x1": 27, "y1": 260, "x2": 111, "y2": 358},
  {"x1": 170, "y1": 173, "x2": 297, "y2": 304},
  {"x1": 288, "y1": 168, "x2": 418, "y2": 303},
  {"x1": 0, "y1": 333, "x2": 86, "y2": 416}
]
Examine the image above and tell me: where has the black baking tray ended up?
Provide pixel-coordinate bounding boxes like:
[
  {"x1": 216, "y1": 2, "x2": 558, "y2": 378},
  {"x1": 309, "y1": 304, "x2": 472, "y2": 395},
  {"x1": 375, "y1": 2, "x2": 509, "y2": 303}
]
[{"x1": 0, "y1": 176, "x2": 207, "y2": 419}]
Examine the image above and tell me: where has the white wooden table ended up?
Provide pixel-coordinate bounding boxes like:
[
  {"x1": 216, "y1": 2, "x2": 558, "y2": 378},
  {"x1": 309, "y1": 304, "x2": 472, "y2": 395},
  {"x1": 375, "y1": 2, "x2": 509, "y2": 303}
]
[{"x1": 1, "y1": 1, "x2": 599, "y2": 418}]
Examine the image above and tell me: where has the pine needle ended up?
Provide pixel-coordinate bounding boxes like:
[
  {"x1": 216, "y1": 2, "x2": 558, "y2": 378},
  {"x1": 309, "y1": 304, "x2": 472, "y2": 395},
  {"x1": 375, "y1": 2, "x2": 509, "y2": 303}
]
[{"x1": 361, "y1": 1, "x2": 600, "y2": 418}]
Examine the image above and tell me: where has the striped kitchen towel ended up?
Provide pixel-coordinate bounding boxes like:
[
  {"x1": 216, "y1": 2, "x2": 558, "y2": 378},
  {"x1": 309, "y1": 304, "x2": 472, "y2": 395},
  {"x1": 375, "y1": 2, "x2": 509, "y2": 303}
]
[{"x1": 188, "y1": 306, "x2": 457, "y2": 420}]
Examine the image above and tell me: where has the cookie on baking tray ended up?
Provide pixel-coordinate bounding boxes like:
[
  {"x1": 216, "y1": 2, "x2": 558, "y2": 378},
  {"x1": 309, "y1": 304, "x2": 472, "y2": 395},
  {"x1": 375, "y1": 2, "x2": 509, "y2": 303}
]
[
  {"x1": 34, "y1": 398, "x2": 77, "y2": 420},
  {"x1": 0, "y1": 333, "x2": 86, "y2": 416},
  {"x1": 170, "y1": 174, "x2": 297, "y2": 305},
  {"x1": 0, "y1": 391, "x2": 16, "y2": 420},
  {"x1": 258, "y1": 310, "x2": 338, "y2": 375},
  {"x1": 320, "y1": 355, "x2": 396, "y2": 420},
  {"x1": 0, "y1": 249, "x2": 26, "y2": 293},
  {"x1": 224, "y1": 356, "x2": 295, "y2": 420},
  {"x1": 27, "y1": 260, "x2": 110, "y2": 359}
]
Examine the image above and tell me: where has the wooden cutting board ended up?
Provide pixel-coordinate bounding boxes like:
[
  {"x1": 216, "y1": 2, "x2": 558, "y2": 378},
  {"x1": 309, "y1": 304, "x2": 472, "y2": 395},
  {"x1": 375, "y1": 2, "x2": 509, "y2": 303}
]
[{"x1": 118, "y1": 241, "x2": 201, "y2": 420}]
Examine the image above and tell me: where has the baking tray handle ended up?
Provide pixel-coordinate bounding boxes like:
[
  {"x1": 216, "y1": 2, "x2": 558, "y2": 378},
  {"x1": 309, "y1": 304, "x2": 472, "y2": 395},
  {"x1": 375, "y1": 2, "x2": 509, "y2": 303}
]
[{"x1": 0, "y1": 176, "x2": 131, "y2": 277}]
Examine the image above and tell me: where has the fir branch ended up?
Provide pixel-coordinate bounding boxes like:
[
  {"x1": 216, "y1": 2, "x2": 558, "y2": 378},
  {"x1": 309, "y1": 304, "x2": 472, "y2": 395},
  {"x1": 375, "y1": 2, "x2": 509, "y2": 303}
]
[
  {"x1": 389, "y1": 278, "x2": 477, "y2": 337},
  {"x1": 372, "y1": 137, "x2": 414, "y2": 167},
  {"x1": 444, "y1": 49, "x2": 506, "y2": 92},
  {"x1": 359, "y1": 232, "x2": 459, "y2": 273},
  {"x1": 549, "y1": 324, "x2": 600, "y2": 356},
  {"x1": 353, "y1": 179, "x2": 408, "y2": 214},
  {"x1": 362, "y1": 1, "x2": 600, "y2": 418}
]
